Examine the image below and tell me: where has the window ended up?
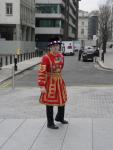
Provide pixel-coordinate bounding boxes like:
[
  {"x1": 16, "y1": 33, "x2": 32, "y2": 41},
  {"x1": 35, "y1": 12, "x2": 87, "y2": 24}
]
[
  {"x1": 82, "y1": 22, "x2": 84, "y2": 26},
  {"x1": 35, "y1": 4, "x2": 58, "y2": 14},
  {"x1": 81, "y1": 29, "x2": 84, "y2": 35},
  {"x1": 6, "y1": 3, "x2": 13, "y2": 15},
  {"x1": 35, "y1": 19, "x2": 61, "y2": 27}
]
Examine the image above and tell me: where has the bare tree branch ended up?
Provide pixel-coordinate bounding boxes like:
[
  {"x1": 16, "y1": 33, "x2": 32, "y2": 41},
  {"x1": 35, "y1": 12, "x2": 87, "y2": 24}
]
[{"x1": 98, "y1": 4, "x2": 112, "y2": 52}]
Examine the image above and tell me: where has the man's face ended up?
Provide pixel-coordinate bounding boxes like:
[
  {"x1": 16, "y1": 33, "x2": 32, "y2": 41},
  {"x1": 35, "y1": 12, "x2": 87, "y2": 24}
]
[{"x1": 50, "y1": 44, "x2": 60, "y2": 52}]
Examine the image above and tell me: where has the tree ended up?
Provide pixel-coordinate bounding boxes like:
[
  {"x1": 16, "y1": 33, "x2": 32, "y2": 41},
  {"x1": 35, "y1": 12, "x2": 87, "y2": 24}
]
[{"x1": 98, "y1": 4, "x2": 111, "y2": 53}]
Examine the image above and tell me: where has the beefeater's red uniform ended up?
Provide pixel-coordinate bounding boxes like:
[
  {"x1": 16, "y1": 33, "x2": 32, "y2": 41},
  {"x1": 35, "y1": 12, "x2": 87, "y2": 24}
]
[{"x1": 38, "y1": 52, "x2": 67, "y2": 106}]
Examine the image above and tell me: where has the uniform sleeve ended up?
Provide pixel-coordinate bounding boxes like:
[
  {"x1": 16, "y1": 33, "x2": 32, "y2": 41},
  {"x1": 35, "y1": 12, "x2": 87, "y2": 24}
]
[{"x1": 38, "y1": 55, "x2": 48, "y2": 87}]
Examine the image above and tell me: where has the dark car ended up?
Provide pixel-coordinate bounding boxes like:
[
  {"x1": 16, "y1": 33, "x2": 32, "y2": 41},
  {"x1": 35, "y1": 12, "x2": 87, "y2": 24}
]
[{"x1": 82, "y1": 47, "x2": 94, "y2": 62}]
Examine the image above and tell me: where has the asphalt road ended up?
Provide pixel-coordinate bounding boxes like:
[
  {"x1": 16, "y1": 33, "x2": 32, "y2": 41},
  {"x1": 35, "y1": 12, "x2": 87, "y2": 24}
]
[
  {"x1": 1, "y1": 54, "x2": 113, "y2": 88},
  {"x1": 63, "y1": 55, "x2": 113, "y2": 86}
]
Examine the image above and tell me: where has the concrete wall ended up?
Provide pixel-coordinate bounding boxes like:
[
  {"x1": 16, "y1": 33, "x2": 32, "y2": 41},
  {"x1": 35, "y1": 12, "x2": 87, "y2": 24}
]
[
  {"x1": 78, "y1": 17, "x2": 88, "y2": 40},
  {"x1": 35, "y1": 27, "x2": 63, "y2": 35},
  {"x1": 0, "y1": 41, "x2": 35, "y2": 54},
  {"x1": 78, "y1": 10, "x2": 89, "y2": 40}
]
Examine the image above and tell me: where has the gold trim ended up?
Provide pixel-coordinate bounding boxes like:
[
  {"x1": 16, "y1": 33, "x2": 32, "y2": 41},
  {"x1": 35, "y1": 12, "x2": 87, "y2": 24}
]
[
  {"x1": 39, "y1": 73, "x2": 46, "y2": 76},
  {"x1": 39, "y1": 100, "x2": 66, "y2": 106},
  {"x1": 39, "y1": 64, "x2": 46, "y2": 72},
  {"x1": 57, "y1": 76, "x2": 62, "y2": 105},
  {"x1": 39, "y1": 77, "x2": 46, "y2": 80},
  {"x1": 48, "y1": 78, "x2": 56, "y2": 99}
]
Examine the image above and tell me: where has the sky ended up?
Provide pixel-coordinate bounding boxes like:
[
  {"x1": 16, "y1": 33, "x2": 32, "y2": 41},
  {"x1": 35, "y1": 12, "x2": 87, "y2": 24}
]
[{"x1": 79, "y1": 0, "x2": 107, "y2": 12}]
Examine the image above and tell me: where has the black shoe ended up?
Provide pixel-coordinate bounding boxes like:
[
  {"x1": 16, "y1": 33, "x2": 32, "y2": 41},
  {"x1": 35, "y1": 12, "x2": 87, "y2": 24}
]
[
  {"x1": 55, "y1": 119, "x2": 68, "y2": 124},
  {"x1": 47, "y1": 124, "x2": 59, "y2": 129}
]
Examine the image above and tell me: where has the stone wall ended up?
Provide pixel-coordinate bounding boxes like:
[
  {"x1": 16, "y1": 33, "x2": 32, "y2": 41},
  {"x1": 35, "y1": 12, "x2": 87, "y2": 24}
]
[{"x1": 0, "y1": 41, "x2": 35, "y2": 54}]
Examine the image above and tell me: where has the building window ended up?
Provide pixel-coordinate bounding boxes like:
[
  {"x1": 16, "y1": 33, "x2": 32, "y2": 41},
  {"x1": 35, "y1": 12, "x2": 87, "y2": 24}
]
[
  {"x1": 35, "y1": 4, "x2": 59, "y2": 14},
  {"x1": 6, "y1": 3, "x2": 13, "y2": 15},
  {"x1": 81, "y1": 29, "x2": 84, "y2": 35},
  {"x1": 82, "y1": 22, "x2": 84, "y2": 26},
  {"x1": 35, "y1": 19, "x2": 61, "y2": 27}
]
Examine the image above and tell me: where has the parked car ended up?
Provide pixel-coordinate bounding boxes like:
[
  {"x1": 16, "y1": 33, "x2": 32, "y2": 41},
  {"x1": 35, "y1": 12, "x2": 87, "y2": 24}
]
[{"x1": 82, "y1": 47, "x2": 94, "y2": 62}]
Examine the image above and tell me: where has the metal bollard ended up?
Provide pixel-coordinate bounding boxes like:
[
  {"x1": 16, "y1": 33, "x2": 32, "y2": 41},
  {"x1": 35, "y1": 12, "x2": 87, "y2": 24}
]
[
  {"x1": 20, "y1": 54, "x2": 22, "y2": 62},
  {"x1": 10, "y1": 55, "x2": 12, "y2": 64},
  {"x1": 0, "y1": 57, "x2": 2, "y2": 70},
  {"x1": 12, "y1": 66, "x2": 15, "y2": 89},
  {"x1": 5, "y1": 56, "x2": 8, "y2": 65},
  {"x1": 14, "y1": 56, "x2": 18, "y2": 71}
]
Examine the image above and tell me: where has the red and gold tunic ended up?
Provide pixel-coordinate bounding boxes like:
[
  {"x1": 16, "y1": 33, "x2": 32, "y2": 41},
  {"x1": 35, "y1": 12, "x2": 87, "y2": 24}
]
[{"x1": 38, "y1": 52, "x2": 67, "y2": 106}]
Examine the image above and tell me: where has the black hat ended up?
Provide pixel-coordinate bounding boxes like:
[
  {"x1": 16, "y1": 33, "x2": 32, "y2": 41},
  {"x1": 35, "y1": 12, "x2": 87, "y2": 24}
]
[{"x1": 48, "y1": 37, "x2": 62, "y2": 46}]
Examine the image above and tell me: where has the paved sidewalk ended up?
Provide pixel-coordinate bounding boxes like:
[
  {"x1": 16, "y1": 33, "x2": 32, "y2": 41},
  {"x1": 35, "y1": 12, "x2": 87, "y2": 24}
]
[
  {"x1": 1, "y1": 118, "x2": 113, "y2": 150},
  {"x1": 0, "y1": 53, "x2": 113, "y2": 149},
  {"x1": 97, "y1": 48, "x2": 113, "y2": 70},
  {"x1": 0, "y1": 86, "x2": 113, "y2": 150},
  {"x1": 0, "y1": 57, "x2": 41, "y2": 83}
]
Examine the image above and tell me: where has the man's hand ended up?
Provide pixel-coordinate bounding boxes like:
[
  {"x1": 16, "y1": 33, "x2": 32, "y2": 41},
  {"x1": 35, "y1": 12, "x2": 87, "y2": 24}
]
[{"x1": 40, "y1": 87, "x2": 46, "y2": 93}]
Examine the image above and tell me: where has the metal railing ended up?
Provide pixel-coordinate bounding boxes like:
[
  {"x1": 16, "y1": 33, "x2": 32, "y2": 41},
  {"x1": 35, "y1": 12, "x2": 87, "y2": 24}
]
[{"x1": 0, "y1": 50, "x2": 44, "y2": 69}]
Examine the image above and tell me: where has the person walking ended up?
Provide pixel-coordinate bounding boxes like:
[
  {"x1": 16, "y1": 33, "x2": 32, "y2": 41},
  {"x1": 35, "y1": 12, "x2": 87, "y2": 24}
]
[
  {"x1": 38, "y1": 37, "x2": 68, "y2": 129},
  {"x1": 101, "y1": 50, "x2": 104, "y2": 62},
  {"x1": 78, "y1": 47, "x2": 84, "y2": 61}
]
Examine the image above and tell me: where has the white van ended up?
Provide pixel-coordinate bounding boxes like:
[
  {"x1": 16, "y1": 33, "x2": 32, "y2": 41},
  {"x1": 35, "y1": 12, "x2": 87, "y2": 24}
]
[{"x1": 61, "y1": 41, "x2": 74, "y2": 56}]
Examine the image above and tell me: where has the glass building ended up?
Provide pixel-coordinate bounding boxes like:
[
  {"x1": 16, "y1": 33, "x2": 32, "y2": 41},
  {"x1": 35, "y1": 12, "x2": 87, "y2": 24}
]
[
  {"x1": 35, "y1": 0, "x2": 81, "y2": 48},
  {"x1": 88, "y1": 11, "x2": 98, "y2": 40}
]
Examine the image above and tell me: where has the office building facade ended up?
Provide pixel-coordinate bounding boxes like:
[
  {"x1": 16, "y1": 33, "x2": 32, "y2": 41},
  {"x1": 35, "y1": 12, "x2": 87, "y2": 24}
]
[
  {"x1": 88, "y1": 11, "x2": 98, "y2": 40},
  {"x1": 35, "y1": 0, "x2": 80, "y2": 47},
  {"x1": 78, "y1": 10, "x2": 89, "y2": 40},
  {"x1": 0, "y1": 0, "x2": 35, "y2": 54}
]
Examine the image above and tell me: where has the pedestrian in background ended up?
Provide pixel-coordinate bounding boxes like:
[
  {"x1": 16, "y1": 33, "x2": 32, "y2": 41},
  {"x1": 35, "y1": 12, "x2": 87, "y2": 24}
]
[
  {"x1": 78, "y1": 47, "x2": 84, "y2": 61},
  {"x1": 38, "y1": 37, "x2": 68, "y2": 129},
  {"x1": 101, "y1": 50, "x2": 104, "y2": 62}
]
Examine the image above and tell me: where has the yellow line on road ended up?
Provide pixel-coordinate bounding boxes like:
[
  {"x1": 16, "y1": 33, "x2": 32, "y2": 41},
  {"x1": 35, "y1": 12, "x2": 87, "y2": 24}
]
[{"x1": 0, "y1": 81, "x2": 11, "y2": 88}]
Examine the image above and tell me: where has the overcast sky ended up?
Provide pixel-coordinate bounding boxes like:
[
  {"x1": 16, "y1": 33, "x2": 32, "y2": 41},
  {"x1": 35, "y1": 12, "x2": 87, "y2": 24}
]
[{"x1": 79, "y1": 0, "x2": 106, "y2": 12}]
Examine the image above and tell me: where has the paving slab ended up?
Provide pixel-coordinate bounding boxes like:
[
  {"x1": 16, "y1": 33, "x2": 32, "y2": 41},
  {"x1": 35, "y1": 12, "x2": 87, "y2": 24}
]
[
  {"x1": 30, "y1": 121, "x2": 69, "y2": 150},
  {"x1": 62, "y1": 118, "x2": 92, "y2": 150},
  {"x1": 0, "y1": 120, "x2": 4, "y2": 123},
  {"x1": 93, "y1": 119, "x2": 113, "y2": 150},
  {"x1": 0, "y1": 119, "x2": 45, "y2": 150},
  {"x1": 0, "y1": 119, "x2": 25, "y2": 149}
]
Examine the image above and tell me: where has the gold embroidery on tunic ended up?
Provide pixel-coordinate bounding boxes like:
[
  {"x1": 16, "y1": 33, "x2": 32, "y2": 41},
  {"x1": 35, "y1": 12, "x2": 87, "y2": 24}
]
[{"x1": 39, "y1": 64, "x2": 46, "y2": 72}]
